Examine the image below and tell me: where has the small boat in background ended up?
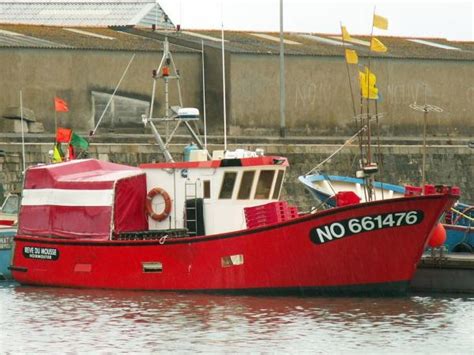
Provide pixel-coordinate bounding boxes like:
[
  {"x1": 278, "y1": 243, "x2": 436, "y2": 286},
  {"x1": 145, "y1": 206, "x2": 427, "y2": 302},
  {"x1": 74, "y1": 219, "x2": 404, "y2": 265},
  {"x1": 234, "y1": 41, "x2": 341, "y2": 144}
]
[
  {"x1": 0, "y1": 227, "x2": 15, "y2": 280},
  {"x1": 0, "y1": 193, "x2": 19, "y2": 280},
  {"x1": 0, "y1": 193, "x2": 19, "y2": 226},
  {"x1": 299, "y1": 173, "x2": 473, "y2": 253}
]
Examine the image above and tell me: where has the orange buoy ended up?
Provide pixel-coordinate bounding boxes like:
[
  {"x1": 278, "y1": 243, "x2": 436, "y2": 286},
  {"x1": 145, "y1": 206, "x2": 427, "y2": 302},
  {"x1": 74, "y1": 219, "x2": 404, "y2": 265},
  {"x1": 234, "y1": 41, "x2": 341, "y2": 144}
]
[{"x1": 428, "y1": 223, "x2": 446, "y2": 248}]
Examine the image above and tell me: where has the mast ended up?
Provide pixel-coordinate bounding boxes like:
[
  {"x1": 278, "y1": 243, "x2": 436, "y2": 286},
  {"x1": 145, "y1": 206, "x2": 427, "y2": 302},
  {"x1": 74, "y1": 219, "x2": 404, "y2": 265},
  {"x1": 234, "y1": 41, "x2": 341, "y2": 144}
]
[
  {"x1": 221, "y1": 3, "x2": 227, "y2": 151},
  {"x1": 409, "y1": 86, "x2": 443, "y2": 195},
  {"x1": 144, "y1": 36, "x2": 209, "y2": 163},
  {"x1": 279, "y1": 0, "x2": 286, "y2": 137}
]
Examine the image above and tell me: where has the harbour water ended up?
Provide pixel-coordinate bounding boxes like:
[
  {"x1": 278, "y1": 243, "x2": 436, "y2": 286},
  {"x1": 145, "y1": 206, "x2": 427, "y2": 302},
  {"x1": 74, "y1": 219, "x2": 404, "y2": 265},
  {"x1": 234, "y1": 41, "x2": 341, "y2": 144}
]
[{"x1": 0, "y1": 282, "x2": 472, "y2": 354}]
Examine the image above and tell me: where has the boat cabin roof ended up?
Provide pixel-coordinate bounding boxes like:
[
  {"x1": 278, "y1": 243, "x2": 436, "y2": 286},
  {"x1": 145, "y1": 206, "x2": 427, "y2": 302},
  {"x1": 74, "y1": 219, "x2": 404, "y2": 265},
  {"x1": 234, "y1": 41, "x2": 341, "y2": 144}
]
[{"x1": 140, "y1": 156, "x2": 289, "y2": 170}]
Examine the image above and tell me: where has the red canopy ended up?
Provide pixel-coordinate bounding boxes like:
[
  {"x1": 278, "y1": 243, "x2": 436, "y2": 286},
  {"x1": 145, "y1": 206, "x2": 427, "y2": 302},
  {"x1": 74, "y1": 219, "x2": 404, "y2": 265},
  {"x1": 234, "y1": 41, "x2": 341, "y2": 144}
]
[{"x1": 19, "y1": 159, "x2": 148, "y2": 240}]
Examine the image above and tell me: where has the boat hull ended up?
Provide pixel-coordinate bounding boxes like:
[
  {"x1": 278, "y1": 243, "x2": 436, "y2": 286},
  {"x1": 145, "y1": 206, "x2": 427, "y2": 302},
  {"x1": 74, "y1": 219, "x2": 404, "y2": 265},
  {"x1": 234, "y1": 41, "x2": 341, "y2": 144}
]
[
  {"x1": 11, "y1": 195, "x2": 455, "y2": 295},
  {"x1": 0, "y1": 229, "x2": 15, "y2": 280},
  {"x1": 299, "y1": 174, "x2": 472, "y2": 253}
]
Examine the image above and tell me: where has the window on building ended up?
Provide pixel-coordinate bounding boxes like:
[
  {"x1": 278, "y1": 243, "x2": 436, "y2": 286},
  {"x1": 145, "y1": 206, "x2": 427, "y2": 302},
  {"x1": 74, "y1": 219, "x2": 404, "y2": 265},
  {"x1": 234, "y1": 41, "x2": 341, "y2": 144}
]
[
  {"x1": 203, "y1": 180, "x2": 211, "y2": 199},
  {"x1": 237, "y1": 171, "x2": 255, "y2": 199},
  {"x1": 272, "y1": 170, "x2": 285, "y2": 199},
  {"x1": 255, "y1": 170, "x2": 275, "y2": 199},
  {"x1": 219, "y1": 172, "x2": 237, "y2": 199}
]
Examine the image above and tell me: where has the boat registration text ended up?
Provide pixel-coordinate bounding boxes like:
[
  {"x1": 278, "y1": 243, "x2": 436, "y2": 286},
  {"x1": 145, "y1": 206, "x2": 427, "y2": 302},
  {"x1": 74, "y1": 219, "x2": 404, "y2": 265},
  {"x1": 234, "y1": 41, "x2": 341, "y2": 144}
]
[
  {"x1": 0, "y1": 237, "x2": 13, "y2": 250},
  {"x1": 23, "y1": 246, "x2": 59, "y2": 260},
  {"x1": 310, "y1": 210, "x2": 424, "y2": 244}
]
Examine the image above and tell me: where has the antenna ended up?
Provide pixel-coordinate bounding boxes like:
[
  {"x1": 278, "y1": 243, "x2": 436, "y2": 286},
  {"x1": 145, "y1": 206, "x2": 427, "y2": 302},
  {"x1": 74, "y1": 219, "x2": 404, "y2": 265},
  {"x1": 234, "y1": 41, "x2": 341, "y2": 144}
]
[
  {"x1": 221, "y1": 3, "x2": 227, "y2": 151},
  {"x1": 144, "y1": 37, "x2": 210, "y2": 162},
  {"x1": 279, "y1": 0, "x2": 286, "y2": 137},
  {"x1": 19, "y1": 90, "x2": 26, "y2": 173},
  {"x1": 409, "y1": 85, "x2": 444, "y2": 194},
  {"x1": 201, "y1": 40, "x2": 207, "y2": 150}
]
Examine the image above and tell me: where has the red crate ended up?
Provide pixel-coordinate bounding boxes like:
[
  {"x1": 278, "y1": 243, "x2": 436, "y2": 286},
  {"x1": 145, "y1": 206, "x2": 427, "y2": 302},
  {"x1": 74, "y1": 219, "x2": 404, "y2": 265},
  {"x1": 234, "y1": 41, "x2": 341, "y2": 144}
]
[
  {"x1": 435, "y1": 185, "x2": 449, "y2": 194},
  {"x1": 450, "y1": 186, "x2": 461, "y2": 196},
  {"x1": 244, "y1": 201, "x2": 293, "y2": 228},
  {"x1": 288, "y1": 205, "x2": 299, "y2": 219},
  {"x1": 424, "y1": 184, "x2": 436, "y2": 195},
  {"x1": 335, "y1": 191, "x2": 361, "y2": 207},
  {"x1": 404, "y1": 185, "x2": 422, "y2": 196}
]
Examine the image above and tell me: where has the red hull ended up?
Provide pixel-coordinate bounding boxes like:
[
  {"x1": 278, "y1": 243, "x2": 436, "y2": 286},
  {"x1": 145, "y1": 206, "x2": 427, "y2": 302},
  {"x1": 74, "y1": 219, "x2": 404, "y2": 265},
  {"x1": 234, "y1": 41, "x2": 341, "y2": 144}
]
[{"x1": 11, "y1": 194, "x2": 455, "y2": 295}]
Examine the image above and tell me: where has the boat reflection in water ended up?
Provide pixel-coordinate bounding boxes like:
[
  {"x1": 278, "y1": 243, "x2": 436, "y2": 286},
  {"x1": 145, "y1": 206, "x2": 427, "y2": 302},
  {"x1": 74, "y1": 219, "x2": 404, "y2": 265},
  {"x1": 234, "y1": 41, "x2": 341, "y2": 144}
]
[{"x1": 3, "y1": 285, "x2": 471, "y2": 353}]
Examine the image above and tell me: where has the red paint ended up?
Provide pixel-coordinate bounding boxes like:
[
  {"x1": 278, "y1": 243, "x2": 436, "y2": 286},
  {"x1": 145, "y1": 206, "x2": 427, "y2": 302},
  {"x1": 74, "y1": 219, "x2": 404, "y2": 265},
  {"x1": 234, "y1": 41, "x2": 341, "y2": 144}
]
[{"x1": 12, "y1": 194, "x2": 455, "y2": 293}]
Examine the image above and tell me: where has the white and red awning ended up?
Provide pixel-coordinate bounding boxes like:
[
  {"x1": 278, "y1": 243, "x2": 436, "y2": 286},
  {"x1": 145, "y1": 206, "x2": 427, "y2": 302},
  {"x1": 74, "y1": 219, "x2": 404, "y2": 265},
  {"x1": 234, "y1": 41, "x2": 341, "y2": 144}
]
[{"x1": 19, "y1": 159, "x2": 148, "y2": 240}]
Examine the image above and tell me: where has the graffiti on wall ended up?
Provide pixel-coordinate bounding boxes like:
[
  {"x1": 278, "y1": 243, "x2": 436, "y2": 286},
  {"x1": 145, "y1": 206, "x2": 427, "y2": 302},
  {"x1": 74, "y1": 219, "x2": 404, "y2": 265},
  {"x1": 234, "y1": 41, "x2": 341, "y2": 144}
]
[
  {"x1": 386, "y1": 83, "x2": 431, "y2": 105},
  {"x1": 294, "y1": 82, "x2": 335, "y2": 109}
]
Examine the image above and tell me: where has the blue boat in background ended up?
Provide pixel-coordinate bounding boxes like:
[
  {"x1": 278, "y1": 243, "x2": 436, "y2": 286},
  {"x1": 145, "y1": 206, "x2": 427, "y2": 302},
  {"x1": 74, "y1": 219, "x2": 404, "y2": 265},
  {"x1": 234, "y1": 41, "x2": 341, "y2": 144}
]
[
  {"x1": 0, "y1": 228, "x2": 15, "y2": 280},
  {"x1": 0, "y1": 193, "x2": 19, "y2": 280},
  {"x1": 299, "y1": 174, "x2": 473, "y2": 253}
]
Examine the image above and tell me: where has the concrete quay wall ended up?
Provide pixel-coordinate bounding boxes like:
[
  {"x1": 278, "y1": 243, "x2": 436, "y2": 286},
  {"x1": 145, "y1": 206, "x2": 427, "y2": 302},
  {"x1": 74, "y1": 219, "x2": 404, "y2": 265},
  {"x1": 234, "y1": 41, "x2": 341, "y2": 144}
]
[{"x1": 1, "y1": 139, "x2": 472, "y2": 207}]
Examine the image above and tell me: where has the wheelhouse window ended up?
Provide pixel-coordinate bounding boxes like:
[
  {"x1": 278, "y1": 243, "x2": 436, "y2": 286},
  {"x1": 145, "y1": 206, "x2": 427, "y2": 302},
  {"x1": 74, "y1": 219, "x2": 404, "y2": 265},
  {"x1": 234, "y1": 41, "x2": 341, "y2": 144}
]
[
  {"x1": 203, "y1": 180, "x2": 211, "y2": 199},
  {"x1": 219, "y1": 172, "x2": 237, "y2": 199},
  {"x1": 237, "y1": 171, "x2": 255, "y2": 199},
  {"x1": 255, "y1": 170, "x2": 275, "y2": 199},
  {"x1": 272, "y1": 170, "x2": 285, "y2": 199}
]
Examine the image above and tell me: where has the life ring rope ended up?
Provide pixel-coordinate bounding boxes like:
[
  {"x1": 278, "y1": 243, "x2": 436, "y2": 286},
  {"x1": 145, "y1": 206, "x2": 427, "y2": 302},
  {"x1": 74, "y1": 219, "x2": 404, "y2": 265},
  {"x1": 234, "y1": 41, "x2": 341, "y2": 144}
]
[{"x1": 146, "y1": 187, "x2": 172, "y2": 222}]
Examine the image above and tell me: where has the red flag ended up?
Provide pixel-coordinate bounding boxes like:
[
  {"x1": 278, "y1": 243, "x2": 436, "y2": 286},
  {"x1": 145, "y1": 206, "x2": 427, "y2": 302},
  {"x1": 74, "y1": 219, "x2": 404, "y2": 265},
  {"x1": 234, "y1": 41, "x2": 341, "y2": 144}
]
[
  {"x1": 56, "y1": 127, "x2": 72, "y2": 143},
  {"x1": 54, "y1": 96, "x2": 69, "y2": 112},
  {"x1": 68, "y1": 144, "x2": 75, "y2": 160}
]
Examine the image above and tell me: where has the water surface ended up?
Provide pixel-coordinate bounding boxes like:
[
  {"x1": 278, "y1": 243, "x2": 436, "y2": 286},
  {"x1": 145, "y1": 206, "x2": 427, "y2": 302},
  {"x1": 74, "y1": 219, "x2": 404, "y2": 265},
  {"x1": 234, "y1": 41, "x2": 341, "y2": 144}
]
[{"x1": 0, "y1": 283, "x2": 472, "y2": 353}]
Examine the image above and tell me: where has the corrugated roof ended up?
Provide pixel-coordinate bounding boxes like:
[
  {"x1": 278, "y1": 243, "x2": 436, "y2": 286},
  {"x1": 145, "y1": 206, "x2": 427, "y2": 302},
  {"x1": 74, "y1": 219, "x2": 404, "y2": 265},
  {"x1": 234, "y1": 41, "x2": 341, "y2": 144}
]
[
  {"x1": 0, "y1": 0, "x2": 174, "y2": 28},
  {"x1": 0, "y1": 24, "x2": 472, "y2": 61},
  {"x1": 0, "y1": 24, "x2": 194, "y2": 52},
  {"x1": 164, "y1": 29, "x2": 474, "y2": 61}
]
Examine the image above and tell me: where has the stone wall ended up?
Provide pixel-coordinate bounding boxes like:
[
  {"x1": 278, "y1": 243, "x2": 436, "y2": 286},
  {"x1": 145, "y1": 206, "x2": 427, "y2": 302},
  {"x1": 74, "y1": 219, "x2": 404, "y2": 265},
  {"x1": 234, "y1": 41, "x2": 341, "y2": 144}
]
[
  {"x1": 0, "y1": 48, "x2": 202, "y2": 133},
  {"x1": 1, "y1": 47, "x2": 472, "y2": 138},
  {"x1": 1, "y1": 140, "x2": 472, "y2": 207}
]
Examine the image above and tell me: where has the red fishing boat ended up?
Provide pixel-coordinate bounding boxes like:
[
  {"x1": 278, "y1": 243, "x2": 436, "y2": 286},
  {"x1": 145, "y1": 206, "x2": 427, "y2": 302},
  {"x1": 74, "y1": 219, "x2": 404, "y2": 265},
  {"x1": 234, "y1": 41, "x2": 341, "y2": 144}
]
[
  {"x1": 9, "y1": 37, "x2": 459, "y2": 295},
  {"x1": 10, "y1": 155, "x2": 457, "y2": 295}
]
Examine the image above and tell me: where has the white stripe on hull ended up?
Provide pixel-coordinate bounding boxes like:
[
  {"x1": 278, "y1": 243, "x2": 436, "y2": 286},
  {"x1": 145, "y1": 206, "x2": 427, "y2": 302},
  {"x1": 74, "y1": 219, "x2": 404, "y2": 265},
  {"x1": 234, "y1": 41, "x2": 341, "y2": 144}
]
[{"x1": 22, "y1": 189, "x2": 114, "y2": 206}]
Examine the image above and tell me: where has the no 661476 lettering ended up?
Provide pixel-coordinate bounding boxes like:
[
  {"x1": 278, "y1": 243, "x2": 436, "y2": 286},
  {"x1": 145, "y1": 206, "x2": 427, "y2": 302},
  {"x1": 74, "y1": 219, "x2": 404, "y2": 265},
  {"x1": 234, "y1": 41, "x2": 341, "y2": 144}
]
[{"x1": 310, "y1": 210, "x2": 424, "y2": 245}]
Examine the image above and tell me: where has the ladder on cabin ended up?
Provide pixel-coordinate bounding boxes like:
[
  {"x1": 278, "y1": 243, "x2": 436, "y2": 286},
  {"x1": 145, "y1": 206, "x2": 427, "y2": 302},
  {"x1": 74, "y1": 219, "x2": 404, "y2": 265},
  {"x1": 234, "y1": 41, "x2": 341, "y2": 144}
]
[{"x1": 184, "y1": 180, "x2": 198, "y2": 236}]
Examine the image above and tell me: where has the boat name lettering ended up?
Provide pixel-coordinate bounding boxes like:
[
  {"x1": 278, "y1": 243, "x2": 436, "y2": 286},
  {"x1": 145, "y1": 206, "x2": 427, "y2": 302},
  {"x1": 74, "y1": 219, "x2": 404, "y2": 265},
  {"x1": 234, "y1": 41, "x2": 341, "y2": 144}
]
[
  {"x1": 310, "y1": 210, "x2": 424, "y2": 245},
  {"x1": 0, "y1": 237, "x2": 13, "y2": 250},
  {"x1": 23, "y1": 246, "x2": 59, "y2": 260}
]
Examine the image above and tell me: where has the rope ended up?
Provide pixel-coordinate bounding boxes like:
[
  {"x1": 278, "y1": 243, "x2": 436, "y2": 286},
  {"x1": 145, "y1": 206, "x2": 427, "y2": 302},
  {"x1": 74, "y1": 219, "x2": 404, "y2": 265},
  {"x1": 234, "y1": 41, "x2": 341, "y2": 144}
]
[
  {"x1": 450, "y1": 207, "x2": 474, "y2": 222},
  {"x1": 305, "y1": 125, "x2": 367, "y2": 176}
]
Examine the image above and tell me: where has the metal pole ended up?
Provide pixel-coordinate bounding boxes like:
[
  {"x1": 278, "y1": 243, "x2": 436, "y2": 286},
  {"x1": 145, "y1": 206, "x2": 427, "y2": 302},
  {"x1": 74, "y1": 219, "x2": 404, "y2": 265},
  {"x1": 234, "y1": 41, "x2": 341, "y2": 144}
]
[
  {"x1": 221, "y1": 11, "x2": 227, "y2": 150},
  {"x1": 201, "y1": 40, "x2": 207, "y2": 150},
  {"x1": 422, "y1": 107, "x2": 427, "y2": 194},
  {"x1": 20, "y1": 90, "x2": 26, "y2": 173},
  {"x1": 340, "y1": 23, "x2": 357, "y2": 118},
  {"x1": 279, "y1": 0, "x2": 286, "y2": 137}
]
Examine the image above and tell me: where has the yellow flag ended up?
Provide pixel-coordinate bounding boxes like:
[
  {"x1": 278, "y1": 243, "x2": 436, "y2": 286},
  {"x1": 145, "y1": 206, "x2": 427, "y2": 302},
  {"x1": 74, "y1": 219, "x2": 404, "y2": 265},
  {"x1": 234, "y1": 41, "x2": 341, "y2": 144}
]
[
  {"x1": 341, "y1": 26, "x2": 352, "y2": 41},
  {"x1": 358, "y1": 67, "x2": 379, "y2": 100},
  {"x1": 52, "y1": 144, "x2": 63, "y2": 163},
  {"x1": 373, "y1": 14, "x2": 388, "y2": 30},
  {"x1": 345, "y1": 49, "x2": 358, "y2": 64},
  {"x1": 370, "y1": 37, "x2": 387, "y2": 52}
]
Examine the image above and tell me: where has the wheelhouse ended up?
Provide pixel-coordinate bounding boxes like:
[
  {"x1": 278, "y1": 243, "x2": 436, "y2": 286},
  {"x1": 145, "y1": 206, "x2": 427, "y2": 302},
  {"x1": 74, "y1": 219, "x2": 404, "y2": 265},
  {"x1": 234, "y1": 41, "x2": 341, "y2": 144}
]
[{"x1": 141, "y1": 154, "x2": 288, "y2": 235}]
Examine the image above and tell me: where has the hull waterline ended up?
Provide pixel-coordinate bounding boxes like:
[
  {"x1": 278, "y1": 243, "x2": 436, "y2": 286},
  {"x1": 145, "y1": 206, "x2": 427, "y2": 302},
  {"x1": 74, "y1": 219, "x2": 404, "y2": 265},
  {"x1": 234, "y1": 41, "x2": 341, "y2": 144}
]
[{"x1": 11, "y1": 194, "x2": 455, "y2": 295}]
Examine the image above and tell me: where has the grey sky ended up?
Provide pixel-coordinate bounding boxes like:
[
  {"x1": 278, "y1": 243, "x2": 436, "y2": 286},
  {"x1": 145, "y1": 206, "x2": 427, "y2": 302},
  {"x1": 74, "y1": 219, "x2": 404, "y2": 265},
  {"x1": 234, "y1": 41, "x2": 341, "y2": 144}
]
[{"x1": 159, "y1": 0, "x2": 473, "y2": 41}]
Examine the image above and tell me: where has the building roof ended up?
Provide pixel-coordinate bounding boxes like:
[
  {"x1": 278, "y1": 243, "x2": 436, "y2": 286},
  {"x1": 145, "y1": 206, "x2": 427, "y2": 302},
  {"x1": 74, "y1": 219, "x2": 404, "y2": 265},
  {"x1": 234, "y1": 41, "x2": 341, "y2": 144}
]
[
  {"x1": 0, "y1": 23, "x2": 472, "y2": 61},
  {"x1": 0, "y1": 24, "x2": 192, "y2": 52},
  {"x1": 0, "y1": 0, "x2": 174, "y2": 28},
  {"x1": 159, "y1": 29, "x2": 474, "y2": 61}
]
